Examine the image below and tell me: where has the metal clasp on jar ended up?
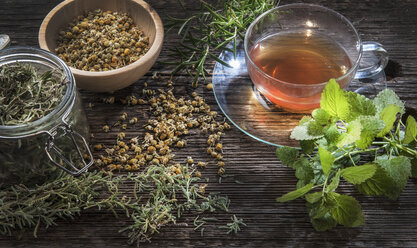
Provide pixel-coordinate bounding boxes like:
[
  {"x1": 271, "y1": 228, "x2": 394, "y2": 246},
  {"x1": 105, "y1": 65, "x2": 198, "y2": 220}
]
[{"x1": 45, "y1": 120, "x2": 93, "y2": 176}]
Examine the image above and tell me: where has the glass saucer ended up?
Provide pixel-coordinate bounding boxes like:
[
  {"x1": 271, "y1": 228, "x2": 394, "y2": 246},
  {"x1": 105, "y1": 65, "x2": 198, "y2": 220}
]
[{"x1": 212, "y1": 41, "x2": 387, "y2": 147}]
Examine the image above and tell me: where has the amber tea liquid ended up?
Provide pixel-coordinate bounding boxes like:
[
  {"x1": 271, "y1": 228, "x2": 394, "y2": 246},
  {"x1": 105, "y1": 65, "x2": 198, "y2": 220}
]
[{"x1": 248, "y1": 31, "x2": 352, "y2": 111}]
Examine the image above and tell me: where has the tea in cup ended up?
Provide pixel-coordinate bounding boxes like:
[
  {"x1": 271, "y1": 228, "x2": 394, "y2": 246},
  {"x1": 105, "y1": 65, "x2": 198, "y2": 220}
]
[{"x1": 244, "y1": 3, "x2": 388, "y2": 111}]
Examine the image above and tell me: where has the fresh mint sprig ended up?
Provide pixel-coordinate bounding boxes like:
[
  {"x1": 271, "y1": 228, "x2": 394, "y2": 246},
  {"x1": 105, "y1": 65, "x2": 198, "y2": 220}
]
[{"x1": 276, "y1": 79, "x2": 417, "y2": 231}]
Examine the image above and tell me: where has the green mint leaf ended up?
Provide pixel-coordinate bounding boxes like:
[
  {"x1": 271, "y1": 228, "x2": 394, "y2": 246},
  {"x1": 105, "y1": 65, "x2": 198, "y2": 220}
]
[
  {"x1": 373, "y1": 88, "x2": 405, "y2": 114},
  {"x1": 299, "y1": 116, "x2": 313, "y2": 126},
  {"x1": 376, "y1": 155, "x2": 411, "y2": 191},
  {"x1": 309, "y1": 202, "x2": 330, "y2": 219},
  {"x1": 345, "y1": 91, "x2": 377, "y2": 121},
  {"x1": 311, "y1": 161, "x2": 328, "y2": 185},
  {"x1": 305, "y1": 192, "x2": 323, "y2": 204},
  {"x1": 312, "y1": 108, "x2": 331, "y2": 125},
  {"x1": 341, "y1": 163, "x2": 377, "y2": 184},
  {"x1": 308, "y1": 195, "x2": 335, "y2": 219},
  {"x1": 291, "y1": 123, "x2": 324, "y2": 140},
  {"x1": 329, "y1": 192, "x2": 364, "y2": 227},
  {"x1": 307, "y1": 120, "x2": 325, "y2": 136},
  {"x1": 276, "y1": 183, "x2": 314, "y2": 203},
  {"x1": 355, "y1": 165, "x2": 400, "y2": 200},
  {"x1": 308, "y1": 193, "x2": 338, "y2": 231},
  {"x1": 320, "y1": 79, "x2": 350, "y2": 120},
  {"x1": 403, "y1": 115, "x2": 417, "y2": 144},
  {"x1": 318, "y1": 146, "x2": 335, "y2": 176},
  {"x1": 296, "y1": 180, "x2": 309, "y2": 189},
  {"x1": 310, "y1": 213, "x2": 338, "y2": 231},
  {"x1": 377, "y1": 104, "x2": 401, "y2": 137},
  {"x1": 355, "y1": 116, "x2": 385, "y2": 149},
  {"x1": 326, "y1": 170, "x2": 341, "y2": 192},
  {"x1": 411, "y1": 158, "x2": 417, "y2": 178},
  {"x1": 324, "y1": 125, "x2": 341, "y2": 145},
  {"x1": 351, "y1": 214, "x2": 365, "y2": 227},
  {"x1": 337, "y1": 119, "x2": 362, "y2": 148},
  {"x1": 276, "y1": 146, "x2": 299, "y2": 168},
  {"x1": 294, "y1": 157, "x2": 314, "y2": 186},
  {"x1": 300, "y1": 140, "x2": 315, "y2": 154}
]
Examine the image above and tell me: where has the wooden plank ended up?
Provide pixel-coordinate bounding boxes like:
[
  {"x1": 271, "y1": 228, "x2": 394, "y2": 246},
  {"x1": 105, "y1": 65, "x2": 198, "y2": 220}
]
[{"x1": 1, "y1": 0, "x2": 417, "y2": 247}]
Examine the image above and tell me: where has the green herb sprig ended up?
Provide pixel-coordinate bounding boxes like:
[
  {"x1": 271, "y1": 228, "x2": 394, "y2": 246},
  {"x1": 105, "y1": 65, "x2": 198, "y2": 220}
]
[
  {"x1": 276, "y1": 79, "x2": 417, "y2": 231},
  {"x1": 0, "y1": 164, "x2": 230, "y2": 244},
  {"x1": 193, "y1": 216, "x2": 218, "y2": 237},
  {"x1": 0, "y1": 63, "x2": 67, "y2": 125},
  {"x1": 165, "y1": 0, "x2": 278, "y2": 87},
  {"x1": 219, "y1": 215, "x2": 246, "y2": 234}
]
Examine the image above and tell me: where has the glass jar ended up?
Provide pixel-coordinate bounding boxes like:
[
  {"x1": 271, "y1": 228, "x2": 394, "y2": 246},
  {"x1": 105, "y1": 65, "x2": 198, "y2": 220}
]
[{"x1": 0, "y1": 47, "x2": 93, "y2": 188}]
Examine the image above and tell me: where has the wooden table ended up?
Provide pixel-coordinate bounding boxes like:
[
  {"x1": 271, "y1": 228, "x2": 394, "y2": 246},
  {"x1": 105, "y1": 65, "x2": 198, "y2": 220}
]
[{"x1": 1, "y1": 0, "x2": 417, "y2": 247}]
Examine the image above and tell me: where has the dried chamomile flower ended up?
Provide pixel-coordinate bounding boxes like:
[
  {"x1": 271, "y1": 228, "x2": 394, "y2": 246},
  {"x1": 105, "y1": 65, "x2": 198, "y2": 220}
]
[
  {"x1": 103, "y1": 96, "x2": 115, "y2": 104},
  {"x1": 103, "y1": 125, "x2": 110, "y2": 132},
  {"x1": 94, "y1": 144, "x2": 103, "y2": 150},
  {"x1": 197, "y1": 161, "x2": 207, "y2": 169},
  {"x1": 129, "y1": 117, "x2": 138, "y2": 124},
  {"x1": 206, "y1": 83, "x2": 213, "y2": 90},
  {"x1": 120, "y1": 112, "x2": 128, "y2": 121}
]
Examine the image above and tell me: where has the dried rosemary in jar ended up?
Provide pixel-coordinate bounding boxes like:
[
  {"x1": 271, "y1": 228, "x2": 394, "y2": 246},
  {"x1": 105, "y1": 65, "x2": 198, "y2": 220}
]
[
  {"x1": 0, "y1": 63, "x2": 67, "y2": 125},
  {"x1": 0, "y1": 47, "x2": 93, "y2": 189},
  {"x1": 55, "y1": 9, "x2": 150, "y2": 72}
]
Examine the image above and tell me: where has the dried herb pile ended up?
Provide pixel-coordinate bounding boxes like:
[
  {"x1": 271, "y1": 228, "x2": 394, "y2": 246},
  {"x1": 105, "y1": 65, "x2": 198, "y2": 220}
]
[
  {"x1": 0, "y1": 78, "x2": 243, "y2": 245},
  {"x1": 96, "y1": 80, "x2": 231, "y2": 177},
  {"x1": 0, "y1": 167, "x2": 230, "y2": 244},
  {"x1": 165, "y1": 0, "x2": 278, "y2": 86},
  {"x1": 0, "y1": 63, "x2": 67, "y2": 125}
]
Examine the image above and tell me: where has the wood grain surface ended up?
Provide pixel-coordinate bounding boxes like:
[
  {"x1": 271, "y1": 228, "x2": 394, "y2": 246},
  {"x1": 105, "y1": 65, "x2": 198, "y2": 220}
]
[{"x1": 1, "y1": 0, "x2": 417, "y2": 247}]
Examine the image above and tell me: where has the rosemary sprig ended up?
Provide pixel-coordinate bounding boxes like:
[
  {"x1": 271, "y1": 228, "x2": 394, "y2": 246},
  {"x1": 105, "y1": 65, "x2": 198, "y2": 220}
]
[
  {"x1": 218, "y1": 215, "x2": 246, "y2": 234},
  {"x1": 193, "y1": 216, "x2": 218, "y2": 236},
  {"x1": 165, "y1": 0, "x2": 278, "y2": 87},
  {"x1": 0, "y1": 164, "x2": 230, "y2": 244},
  {"x1": 0, "y1": 171, "x2": 103, "y2": 238},
  {"x1": 0, "y1": 63, "x2": 67, "y2": 125}
]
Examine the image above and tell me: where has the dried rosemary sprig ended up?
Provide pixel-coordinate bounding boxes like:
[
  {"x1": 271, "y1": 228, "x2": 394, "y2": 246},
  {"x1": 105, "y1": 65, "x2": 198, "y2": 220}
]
[
  {"x1": 164, "y1": 0, "x2": 278, "y2": 87},
  {"x1": 0, "y1": 165, "x2": 230, "y2": 244},
  {"x1": 0, "y1": 63, "x2": 66, "y2": 125},
  {"x1": 0, "y1": 171, "x2": 103, "y2": 237},
  {"x1": 219, "y1": 215, "x2": 246, "y2": 234}
]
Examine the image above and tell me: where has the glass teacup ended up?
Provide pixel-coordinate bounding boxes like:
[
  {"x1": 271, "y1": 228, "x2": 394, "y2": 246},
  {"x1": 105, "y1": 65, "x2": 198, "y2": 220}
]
[{"x1": 244, "y1": 3, "x2": 388, "y2": 112}]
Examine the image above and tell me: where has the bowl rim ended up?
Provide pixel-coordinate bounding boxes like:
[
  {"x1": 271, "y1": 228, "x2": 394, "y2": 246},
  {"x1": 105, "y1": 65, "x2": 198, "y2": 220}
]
[{"x1": 38, "y1": 0, "x2": 164, "y2": 77}]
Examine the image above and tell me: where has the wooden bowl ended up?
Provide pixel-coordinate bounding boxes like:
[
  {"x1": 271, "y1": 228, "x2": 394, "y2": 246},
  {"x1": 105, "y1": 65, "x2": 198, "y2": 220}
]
[{"x1": 39, "y1": 0, "x2": 163, "y2": 92}]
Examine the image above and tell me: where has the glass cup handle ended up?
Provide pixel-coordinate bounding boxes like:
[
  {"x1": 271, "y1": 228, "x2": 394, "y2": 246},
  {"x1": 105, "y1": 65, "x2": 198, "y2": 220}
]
[
  {"x1": 44, "y1": 122, "x2": 94, "y2": 176},
  {"x1": 354, "y1": 41, "x2": 389, "y2": 79}
]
